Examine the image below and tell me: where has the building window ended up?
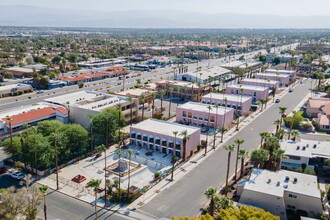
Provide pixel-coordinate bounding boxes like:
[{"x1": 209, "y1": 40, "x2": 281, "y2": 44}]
[
  {"x1": 288, "y1": 194, "x2": 298, "y2": 199},
  {"x1": 253, "y1": 92, "x2": 257, "y2": 96},
  {"x1": 288, "y1": 155, "x2": 301, "y2": 160},
  {"x1": 287, "y1": 205, "x2": 295, "y2": 209},
  {"x1": 210, "y1": 116, "x2": 215, "y2": 122},
  {"x1": 183, "y1": 111, "x2": 186, "y2": 117},
  {"x1": 188, "y1": 112, "x2": 192, "y2": 118}
]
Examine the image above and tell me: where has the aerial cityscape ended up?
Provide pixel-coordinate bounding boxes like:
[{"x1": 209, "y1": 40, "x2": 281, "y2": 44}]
[{"x1": 0, "y1": 1, "x2": 330, "y2": 220}]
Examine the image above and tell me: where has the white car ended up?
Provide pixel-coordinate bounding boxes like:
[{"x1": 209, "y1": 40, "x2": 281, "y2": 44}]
[{"x1": 10, "y1": 171, "x2": 26, "y2": 180}]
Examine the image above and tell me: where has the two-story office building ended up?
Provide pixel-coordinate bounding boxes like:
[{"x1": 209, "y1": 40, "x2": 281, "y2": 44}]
[
  {"x1": 241, "y1": 78, "x2": 279, "y2": 89},
  {"x1": 129, "y1": 119, "x2": 201, "y2": 158},
  {"x1": 201, "y1": 93, "x2": 251, "y2": 115},
  {"x1": 226, "y1": 84, "x2": 269, "y2": 104},
  {"x1": 176, "y1": 102, "x2": 234, "y2": 128},
  {"x1": 238, "y1": 168, "x2": 323, "y2": 220},
  {"x1": 255, "y1": 73, "x2": 290, "y2": 87},
  {"x1": 265, "y1": 69, "x2": 296, "y2": 83}
]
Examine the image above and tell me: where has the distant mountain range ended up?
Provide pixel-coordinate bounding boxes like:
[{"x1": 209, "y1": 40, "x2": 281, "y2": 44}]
[{"x1": 1, "y1": 5, "x2": 330, "y2": 28}]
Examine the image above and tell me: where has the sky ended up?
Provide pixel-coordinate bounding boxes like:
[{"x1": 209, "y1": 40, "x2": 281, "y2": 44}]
[{"x1": 2, "y1": 0, "x2": 330, "y2": 16}]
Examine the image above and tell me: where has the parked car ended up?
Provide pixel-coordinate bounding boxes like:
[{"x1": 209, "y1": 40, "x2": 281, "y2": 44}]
[
  {"x1": 36, "y1": 90, "x2": 44, "y2": 94},
  {"x1": 0, "y1": 166, "x2": 7, "y2": 173},
  {"x1": 289, "y1": 88, "x2": 294, "y2": 92},
  {"x1": 275, "y1": 99, "x2": 281, "y2": 103},
  {"x1": 10, "y1": 171, "x2": 26, "y2": 180}
]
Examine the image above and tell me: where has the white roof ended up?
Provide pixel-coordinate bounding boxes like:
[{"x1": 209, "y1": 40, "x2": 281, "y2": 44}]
[
  {"x1": 45, "y1": 90, "x2": 129, "y2": 111},
  {"x1": 0, "y1": 83, "x2": 32, "y2": 91},
  {"x1": 202, "y1": 93, "x2": 251, "y2": 103},
  {"x1": 179, "y1": 66, "x2": 230, "y2": 81},
  {"x1": 241, "y1": 168, "x2": 320, "y2": 198},
  {"x1": 281, "y1": 139, "x2": 330, "y2": 159},
  {"x1": 241, "y1": 78, "x2": 278, "y2": 85},
  {"x1": 5, "y1": 66, "x2": 34, "y2": 73},
  {"x1": 156, "y1": 80, "x2": 204, "y2": 88},
  {"x1": 256, "y1": 73, "x2": 290, "y2": 78},
  {"x1": 266, "y1": 69, "x2": 295, "y2": 74},
  {"x1": 177, "y1": 101, "x2": 233, "y2": 115},
  {"x1": 227, "y1": 84, "x2": 268, "y2": 91},
  {"x1": 221, "y1": 61, "x2": 262, "y2": 68},
  {"x1": 131, "y1": 119, "x2": 200, "y2": 138}
]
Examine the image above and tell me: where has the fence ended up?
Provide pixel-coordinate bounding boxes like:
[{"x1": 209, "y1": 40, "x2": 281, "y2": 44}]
[{"x1": 48, "y1": 174, "x2": 95, "y2": 196}]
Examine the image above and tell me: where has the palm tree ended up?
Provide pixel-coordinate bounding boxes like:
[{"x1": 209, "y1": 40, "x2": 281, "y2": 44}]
[
  {"x1": 234, "y1": 139, "x2": 244, "y2": 181},
  {"x1": 238, "y1": 149, "x2": 249, "y2": 177},
  {"x1": 179, "y1": 130, "x2": 190, "y2": 160},
  {"x1": 96, "y1": 144, "x2": 107, "y2": 206},
  {"x1": 158, "y1": 90, "x2": 165, "y2": 115},
  {"x1": 251, "y1": 149, "x2": 269, "y2": 168},
  {"x1": 115, "y1": 149, "x2": 125, "y2": 202},
  {"x1": 31, "y1": 126, "x2": 38, "y2": 179},
  {"x1": 273, "y1": 149, "x2": 286, "y2": 171},
  {"x1": 278, "y1": 107, "x2": 287, "y2": 129},
  {"x1": 224, "y1": 144, "x2": 235, "y2": 190},
  {"x1": 173, "y1": 131, "x2": 178, "y2": 156},
  {"x1": 115, "y1": 104, "x2": 123, "y2": 146},
  {"x1": 170, "y1": 156, "x2": 179, "y2": 181},
  {"x1": 274, "y1": 119, "x2": 282, "y2": 135},
  {"x1": 87, "y1": 179, "x2": 102, "y2": 220},
  {"x1": 278, "y1": 129, "x2": 286, "y2": 140},
  {"x1": 150, "y1": 93, "x2": 156, "y2": 117},
  {"x1": 168, "y1": 87, "x2": 174, "y2": 119},
  {"x1": 236, "y1": 88, "x2": 244, "y2": 131},
  {"x1": 218, "y1": 126, "x2": 227, "y2": 143},
  {"x1": 125, "y1": 149, "x2": 134, "y2": 202},
  {"x1": 210, "y1": 131, "x2": 217, "y2": 150},
  {"x1": 204, "y1": 187, "x2": 217, "y2": 216},
  {"x1": 127, "y1": 96, "x2": 134, "y2": 126},
  {"x1": 6, "y1": 117, "x2": 13, "y2": 148},
  {"x1": 39, "y1": 185, "x2": 49, "y2": 220},
  {"x1": 259, "y1": 132, "x2": 269, "y2": 148},
  {"x1": 139, "y1": 94, "x2": 145, "y2": 121},
  {"x1": 290, "y1": 129, "x2": 300, "y2": 141},
  {"x1": 288, "y1": 111, "x2": 297, "y2": 140},
  {"x1": 205, "y1": 105, "x2": 212, "y2": 155}
]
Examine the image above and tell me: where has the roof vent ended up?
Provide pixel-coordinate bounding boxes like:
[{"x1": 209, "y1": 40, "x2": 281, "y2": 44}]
[
  {"x1": 296, "y1": 146, "x2": 300, "y2": 150},
  {"x1": 302, "y1": 147, "x2": 306, "y2": 151},
  {"x1": 313, "y1": 144, "x2": 317, "y2": 148},
  {"x1": 293, "y1": 177, "x2": 298, "y2": 183},
  {"x1": 283, "y1": 185, "x2": 288, "y2": 189},
  {"x1": 267, "y1": 178, "x2": 271, "y2": 184},
  {"x1": 285, "y1": 176, "x2": 290, "y2": 182},
  {"x1": 306, "y1": 144, "x2": 309, "y2": 148},
  {"x1": 276, "y1": 181, "x2": 281, "y2": 186}
]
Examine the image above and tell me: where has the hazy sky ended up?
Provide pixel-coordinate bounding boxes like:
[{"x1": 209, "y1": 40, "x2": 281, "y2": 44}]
[{"x1": 2, "y1": 0, "x2": 330, "y2": 16}]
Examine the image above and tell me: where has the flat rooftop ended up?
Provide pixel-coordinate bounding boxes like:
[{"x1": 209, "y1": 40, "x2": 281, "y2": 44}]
[
  {"x1": 4, "y1": 66, "x2": 34, "y2": 73},
  {"x1": 266, "y1": 69, "x2": 295, "y2": 74},
  {"x1": 180, "y1": 66, "x2": 230, "y2": 80},
  {"x1": 241, "y1": 168, "x2": 320, "y2": 198},
  {"x1": 227, "y1": 84, "x2": 268, "y2": 91},
  {"x1": 241, "y1": 78, "x2": 278, "y2": 84},
  {"x1": 156, "y1": 80, "x2": 205, "y2": 88},
  {"x1": 131, "y1": 118, "x2": 200, "y2": 138},
  {"x1": 255, "y1": 73, "x2": 290, "y2": 78},
  {"x1": 116, "y1": 88, "x2": 155, "y2": 97},
  {"x1": 280, "y1": 139, "x2": 330, "y2": 159},
  {"x1": 44, "y1": 90, "x2": 129, "y2": 111},
  {"x1": 177, "y1": 101, "x2": 232, "y2": 114},
  {"x1": 0, "y1": 83, "x2": 32, "y2": 91},
  {"x1": 221, "y1": 61, "x2": 262, "y2": 68},
  {"x1": 202, "y1": 93, "x2": 251, "y2": 103}
]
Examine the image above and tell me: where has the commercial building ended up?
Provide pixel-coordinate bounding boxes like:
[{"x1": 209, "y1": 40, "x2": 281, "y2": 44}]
[
  {"x1": 238, "y1": 168, "x2": 323, "y2": 220},
  {"x1": 0, "y1": 67, "x2": 34, "y2": 78},
  {"x1": 265, "y1": 69, "x2": 296, "y2": 82},
  {"x1": 176, "y1": 102, "x2": 234, "y2": 128},
  {"x1": 201, "y1": 93, "x2": 252, "y2": 114},
  {"x1": 220, "y1": 60, "x2": 262, "y2": 70},
  {"x1": 116, "y1": 88, "x2": 156, "y2": 99},
  {"x1": 0, "y1": 84, "x2": 33, "y2": 98},
  {"x1": 154, "y1": 80, "x2": 211, "y2": 101},
  {"x1": 44, "y1": 90, "x2": 138, "y2": 128},
  {"x1": 255, "y1": 73, "x2": 290, "y2": 87},
  {"x1": 280, "y1": 139, "x2": 330, "y2": 172},
  {"x1": 99, "y1": 66, "x2": 129, "y2": 77},
  {"x1": 129, "y1": 119, "x2": 201, "y2": 158},
  {"x1": 77, "y1": 58, "x2": 126, "y2": 68},
  {"x1": 226, "y1": 84, "x2": 269, "y2": 104},
  {"x1": 0, "y1": 103, "x2": 68, "y2": 134},
  {"x1": 175, "y1": 66, "x2": 231, "y2": 84},
  {"x1": 241, "y1": 78, "x2": 279, "y2": 89},
  {"x1": 57, "y1": 73, "x2": 109, "y2": 85}
]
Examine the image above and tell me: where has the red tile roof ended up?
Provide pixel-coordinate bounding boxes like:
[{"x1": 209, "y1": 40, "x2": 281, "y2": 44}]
[
  {"x1": 79, "y1": 73, "x2": 108, "y2": 78},
  {"x1": 2, "y1": 107, "x2": 57, "y2": 126},
  {"x1": 58, "y1": 76, "x2": 87, "y2": 82},
  {"x1": 56, "y1": 107, "x2": 69, "y2": 115}
]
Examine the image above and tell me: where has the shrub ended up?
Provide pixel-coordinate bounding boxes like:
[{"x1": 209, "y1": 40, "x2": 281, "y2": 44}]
[{"x1": 154, "y1": 171, "x2": 160, "y2": 179}]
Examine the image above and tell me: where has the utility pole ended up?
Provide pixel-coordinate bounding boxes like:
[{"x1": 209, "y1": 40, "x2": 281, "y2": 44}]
[{"x1": 54, "y1": 134, "x2": 59, "y2": 191}]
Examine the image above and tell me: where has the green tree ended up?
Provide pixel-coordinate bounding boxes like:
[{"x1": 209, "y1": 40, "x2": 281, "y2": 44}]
[
  {"x1": 251, "y1": 149, "x2": 269, "y2": 168},
  {"x1": 37, "y1": 120, "x2": 64, "y2": 136},
  {"x1": 205, "y1": 187, "x2": 217, "y2": 216},
  {"x1": 223, "y1": 145, "x2": 235, "y2": 190},
  {"x1": 216, "y1": 205, "x2": 280, "y2": 220},
  {"x1": 1, "y1": 136, "x2": 22, "y2": 158},
  {"x1": 139, "y1": 94, "x2": 146, "y2": 121},
  {"x1": 39, "y1": 185, "x2": 49, "y2": 220},
  {"x1": 214, "y1": 196, "x2": 233, "y2": 211},
  {"x1": 234, "y1": 139, "x2": 244, "y2": 181},
  {"x1": 125, "y1": 149, "x2": 134, "y2": 202},
  {"x1": 238, "y1": 149, "x2": 249, "y2": 177}
]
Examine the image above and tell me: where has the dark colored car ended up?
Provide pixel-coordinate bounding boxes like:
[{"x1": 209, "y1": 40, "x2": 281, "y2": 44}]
[
  {"x1": 0, "y1": 167, "x2": 7, "y2": 173},
  {"x1": 275, "y1": 99, "x2": 281, "y2": 103}
]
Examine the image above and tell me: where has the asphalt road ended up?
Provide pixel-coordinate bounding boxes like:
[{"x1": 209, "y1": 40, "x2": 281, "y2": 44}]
[{"x1": 140, "y1": 79, "x2": 312, "y2": 218}]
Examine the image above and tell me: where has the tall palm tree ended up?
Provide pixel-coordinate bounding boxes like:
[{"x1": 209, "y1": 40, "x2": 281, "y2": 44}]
[
  {"x1": 170, "y1": 156, "x2": 179, "y2": 182},
  {"x1": 179, "y1": 130, "x2": 190, "y2": 160},
  {"x1": 274, "y1": 119, "x2": 282, "y2": 135},
  {"x1": 173, "y1": 131, "x2": 178, "y2": 156},
  {"x1": 52, "y1": 133, "x2": 60, "y2": 190},
  {"x1": 251, "y1": 149, "x2": 269, "y2": 168},
  {"x1": 236, "y1": 88, "x2": 244, "y2": 131},
  {"x1": 158, "y1": 90, "x2": 165, "y2": 115},
  {"x1": 238, "y1": 149, "x2": 249, "y2": 177},
  {"x1": 168, "y1": 87, "x2": 174, "y2": 119},
  {"x1": 125, "y1": 149, "x2": 134, "y2": 202},
  {"x1": 39, "y1": 185, "x2": 49, "y2": 220},
  {"x1": 115, "y1": 104, "x2": 123, "y2": 146},
  {"x1": 288, "y1": 111, "x2": 297, "y2": 140},
  {"x1": 183, "y1": 85, "x2": 188, "y2": 101},
  {"x1": 224, "y1": 144, "x2": 235, "y2": 190},
  {"x1": 87, "y1": 179, "x2": 102, "y2": 220},
  {"x1": 278, "y1": 128, "x2": 286, "y2": 140},
  {"x1": 204, "y1": 187, "x2": 217, "y2": 216},
  {"x1": 127, "y1": 96, "x2": 134, "y2": 126},
  {"x1": 259, "y1": 132, "x2": 269, "y2": 148},
  {"x1": 273, "y1": 149, "x2": 285, "y2": 171},
  {"x1": 234, "y1": 139, "x2": 244, "y2": 181},
  {"x1": 6, "y1": 117, "x2": 13, "y2": 148},
  {"x1": 205, "y1": 105, "x2": 212, "y2": 155},
  {"x1": 139, "y1": 94, "x2": 145, "y2": 121},
  {"x1": 278, "y1": 107, "x2": 287, "y2": 129},
  {"x1": 218, "y1": 126, "x2": 227, "y2": 143},
  {"x1": 290, "y1": 129, "x2": 300, "y2": 141},
  {"x1": 96, "y1": 144, "x2": 107, "y2": 206},
  {"x1": 115, "y1": 149, "x2": 125, "y2": 202},
  {"x1": 210, "y1": 131, "x2": 217, "y2": 150},
  {"x1": 150, "y1": 92, "x2": 156, "y2": 117}
]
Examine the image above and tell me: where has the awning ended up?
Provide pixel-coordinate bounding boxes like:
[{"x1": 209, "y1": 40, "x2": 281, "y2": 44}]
[
  {"x1": 176, "y1": 140, "x2": 181, "y2": 145},
  {"x1": 137, "y1": 132, "x2": 142, "y2": 135},
  {"x1": 155, "y1": 136, "x2": 160, "y2": 140},
  {"x1": 169, "y1": 139, "x2": 174, "y2": 143},
  {"x1": 162, "y1": 137, "x2": 167, "y2": 141},
  {"x1": 143, "y1": 133, "x2": 148, "y2": 137},
  {"x1": 149, "y1": 134, "x2": 154, "y2": 138},
  {"x1": 131, "y1": 130, "x2": 136, "y2": 134}
]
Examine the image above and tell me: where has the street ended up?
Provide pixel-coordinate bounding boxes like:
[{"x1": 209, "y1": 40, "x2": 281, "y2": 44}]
[{"x1": 140, "y1": 80, "x2": 312, "y2": 218}]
